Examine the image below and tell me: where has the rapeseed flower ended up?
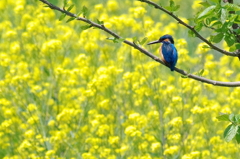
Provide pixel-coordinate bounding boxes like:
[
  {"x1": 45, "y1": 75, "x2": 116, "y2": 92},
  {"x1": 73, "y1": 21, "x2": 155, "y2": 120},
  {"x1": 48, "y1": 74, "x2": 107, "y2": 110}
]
[{"x1": 0, "y1": 0, "x2": 239, "y2": 158}]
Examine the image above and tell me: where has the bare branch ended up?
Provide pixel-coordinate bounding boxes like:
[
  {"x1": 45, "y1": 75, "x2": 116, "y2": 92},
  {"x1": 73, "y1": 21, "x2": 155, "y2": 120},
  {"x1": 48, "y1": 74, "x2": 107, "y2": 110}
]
[
  {"x1": 38, "y1": 0, "x2": 240, "y2": 87},
  {"x1": 138, "y1": 0, "x2": 240, "y2": 58}
]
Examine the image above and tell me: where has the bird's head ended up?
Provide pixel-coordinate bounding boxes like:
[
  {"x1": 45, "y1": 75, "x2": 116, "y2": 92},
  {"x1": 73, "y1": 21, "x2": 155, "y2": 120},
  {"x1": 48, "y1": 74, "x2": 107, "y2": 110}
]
[{"x1": 147, "y1": 34, "x2": 174, "y2": 45}]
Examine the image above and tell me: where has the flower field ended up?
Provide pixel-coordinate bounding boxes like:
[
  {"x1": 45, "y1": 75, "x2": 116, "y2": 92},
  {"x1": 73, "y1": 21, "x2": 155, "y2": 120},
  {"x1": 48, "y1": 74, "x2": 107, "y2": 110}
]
[{"x1": 0, "y1": 0, "x2": 240, "y2": 158}]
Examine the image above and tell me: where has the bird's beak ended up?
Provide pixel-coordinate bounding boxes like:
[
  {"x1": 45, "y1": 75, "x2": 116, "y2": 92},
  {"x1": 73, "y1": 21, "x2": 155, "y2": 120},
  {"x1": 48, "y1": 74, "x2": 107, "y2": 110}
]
[{"x1": 147, "y1": 40, "x2": 161, "y2": 45}]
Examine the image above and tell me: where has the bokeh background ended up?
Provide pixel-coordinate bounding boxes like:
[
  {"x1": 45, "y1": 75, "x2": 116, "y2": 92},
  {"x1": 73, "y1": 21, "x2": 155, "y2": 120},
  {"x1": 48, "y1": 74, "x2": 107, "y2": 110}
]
[{"x1": 0, "y1": 0, "x2": 240, "y2": 158}]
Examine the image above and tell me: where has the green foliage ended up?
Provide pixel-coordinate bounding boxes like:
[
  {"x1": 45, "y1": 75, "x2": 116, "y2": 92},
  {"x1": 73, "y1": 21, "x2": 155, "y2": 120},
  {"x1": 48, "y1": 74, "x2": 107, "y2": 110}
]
[
  {"x1": 217, "y1": 113, "x2": 240, "y2": 143},
  {"x1": 193, "y1": 1, "x2": 240, "y2": 50},
  {"x1": 133, "y1": 37, "x2": 148, "y2": 45},
  {"x1": 165, "y1": 0, "x2": 180, "y2": 12},
  {"x1": 106, "y1": 37, "x2": 125, "y2": 43}
]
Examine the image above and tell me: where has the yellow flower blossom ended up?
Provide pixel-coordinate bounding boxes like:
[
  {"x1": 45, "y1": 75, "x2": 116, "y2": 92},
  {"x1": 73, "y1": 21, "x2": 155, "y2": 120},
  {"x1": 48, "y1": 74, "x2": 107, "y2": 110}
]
[
  {"x1": 192, "y1": 1, "x2": 203, "y2": 11},
  {"x1": 129, "y1": 7, "x2": 147, "y2": 18},
  {"x1": 163, "y1": 146, "x2": 179, "y2": 155},
  {"x1": 151, "y1": 142, "x2": 161, "y2": 152},
  {"x1": 169, "y1": 117, "x2": 183, "y2": 127},
  {"x1": 0, "y1": 0, "x2": 239, "y2": 158},
  {"x1": 196, "y1": 42, "x2": 210, "y2": 54},
  {"x1": 107, "y1": 0, "x2": 119, "y2": 12},
  {"x1": 125, "y1": 125, "x2": 141, "y2": 137},
  {"x1": 24, "y1": 129, "x2": 35, "y2": 139},
  {"x1": 225, "y1": 70, "x2": 233, "y2": 77}
]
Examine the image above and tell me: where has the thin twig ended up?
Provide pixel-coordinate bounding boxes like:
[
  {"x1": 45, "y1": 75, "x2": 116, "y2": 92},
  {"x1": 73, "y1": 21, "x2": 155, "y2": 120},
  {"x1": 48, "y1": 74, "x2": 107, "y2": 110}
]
[
  {"x1": 138, "y1": 0, "x2": 240, "y2": 57},
  {"x1": 38, "y1": 0, "x2": 240, "y2": 87}
]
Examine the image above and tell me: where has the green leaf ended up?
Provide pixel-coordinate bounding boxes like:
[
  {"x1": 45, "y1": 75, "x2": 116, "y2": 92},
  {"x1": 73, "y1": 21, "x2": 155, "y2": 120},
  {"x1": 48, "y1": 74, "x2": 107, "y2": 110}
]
[
  {"x1": 223, "y1": 124, "x2": 238, "y2": 142},
  {"x1": 133, "y1": 37, "x2": 139, "y2": 44},
  {"x1": 59, "y1": 13, "x2": 67, "y2": 21},
  {"x1": 172, "y1": 5, "x2": 180, "y2": 12},
  {"x1": 236, "y1": 128, "x2": 240, "y2": 144},
  {"x1": 198, "y1": 5, "x2": 216, "y2": 19},
  {"x1": 168, "y1": 0, "x2": 180, "y2": 12},
  {"x1": 76, "y1": 11, "x2": 82, "y2": 17},
  {"x1": 229, "y1": 44, "x2": 237, "y2": 52},
  {"x1": 202, "y1": 44, "x2": 210, "y2": 49},
  {"x1": 96, "y1": 19, "x2": 104, "y2": 25},
  {"x1": 82, "y1": 6, "x2": 89, "y2": 18},
  {"x1": 181, "y1": 75, "x2": 189, "y2": 78},
  {"x1": 235, "y1": 114, "x2": 240, "y2": 124},
  {"x1": 220, "y1": 9, "x2": 227, "y2": 24},
  {"x1": 198, "y1": 69, "x2": 204, "y2": 76},
  {"x1": 211, "y1": 21, "x2": 222, "y2": 29},
  {"x1": 165, "y1": 0, "x2": 180, "y2": 12},
  {"x1": 107, "y1": 37, "x2": 125, "y2": 43},
  {"x1": 194, "y1": 23, "x2": 204, "y2": 32},
  {"x1": 229, "y1": 113, "x2": 235, "y2": 122},
  {"x1": 224, "y1": 3, "x2": 240, "y2": 11},
  {"x1": 170, "y1": 0, "x2": 175, "y2": 8},
  {"x1": 64, "y1": 0, "x2": 69, "y2": 7},
  {"x1": 66, "y1": 17, "x2": 75, "y2": 23},
  {"x1": 217, "y1": 113, "x2": 230, "y2": 122},
  {"x1": 235, "y1": 15, "x2": 240, "y2": 23},
  {"x1": 67, "y1": 4, "x2": 74, "y2": 12},
  {"x1": 211, "y1": 33, "x2": 224, "y2": 43},
  {"x1": 224, "y1": 35, "x2": 236, "y2": 47},
  {"x1": 188, "y1": 30, "x2": 196, "y2": 37},
  {"x1": 199, "y1": 1, "x2": 211, "y2": 7},
  {"x1": 139, "y1": 37, "x2": 148, "y2": 45},
  {"x1": 236, "y1": 44, "x2": 240, "y2": 50},
  {"x1": 80, "y1": 25, "x2": 92, "y2": 30},
  {"x1": 209, "y1": 0, "x2": 220, "y2": 4}
]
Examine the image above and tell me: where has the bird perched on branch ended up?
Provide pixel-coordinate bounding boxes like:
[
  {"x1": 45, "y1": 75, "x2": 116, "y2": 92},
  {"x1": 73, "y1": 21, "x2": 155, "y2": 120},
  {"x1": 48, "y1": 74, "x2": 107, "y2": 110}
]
[{"x1": 147, "y1": 34, "x2": 178, "y2": 71}]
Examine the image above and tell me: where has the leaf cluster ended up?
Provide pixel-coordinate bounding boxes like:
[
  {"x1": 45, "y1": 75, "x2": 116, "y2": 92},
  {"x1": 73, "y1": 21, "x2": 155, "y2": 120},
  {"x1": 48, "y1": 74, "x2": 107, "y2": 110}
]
[
  {"x1": 59, "y1": 0, "x2": 90, "y2": 23},
  {"x1": 217, "y1": 113, "x2": 240, "y2": 143},
  {"x1": 193, "y1": 0, "x2": 240, "y2": 51}
]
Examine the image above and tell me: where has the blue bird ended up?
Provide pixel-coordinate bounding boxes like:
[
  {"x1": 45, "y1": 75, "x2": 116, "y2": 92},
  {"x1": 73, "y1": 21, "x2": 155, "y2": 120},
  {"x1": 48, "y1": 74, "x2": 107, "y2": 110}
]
[{"x1": 147, "y1": 35, "x2": 178, "y2": 71}]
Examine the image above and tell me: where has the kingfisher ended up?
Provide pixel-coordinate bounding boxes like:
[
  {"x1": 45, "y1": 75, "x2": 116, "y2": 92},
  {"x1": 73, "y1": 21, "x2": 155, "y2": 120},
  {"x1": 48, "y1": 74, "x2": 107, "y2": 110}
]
[{"x1": 147, "y1": 35, "x2": 178, "y2": 71}]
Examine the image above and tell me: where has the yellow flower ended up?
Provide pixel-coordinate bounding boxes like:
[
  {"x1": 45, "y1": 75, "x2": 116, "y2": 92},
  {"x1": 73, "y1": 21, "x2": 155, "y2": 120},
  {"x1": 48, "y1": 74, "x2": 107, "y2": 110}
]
[
  {"x1": 100, "y1": 148, "x2": 112, "y2": 158},
  {"x1": 48, "y1": 120, "x2": 55, "y2": 127},
  {"x1": 191, "y1": 105, "x2": 204, "y2": 114},
  {"x1": 107, "y1": 0, "x2": 119, "y2": 12},
  {"x1": 124, "y1": 125, "x2": 141, "y2": 137},
  {"x1": 18, "y1": 140, "x2": 32, "y2": 152},
  {"x1": 196, "y1": 42, "x2": 210, "y2": 54},
  {"x1": 225, "y1": 70, "x2": 233, "y2": 77},
  {"x1": 209, "y1": 136, "x2": 221, "y2": 145},
  {"x1": 163, "y1": 146, "x2": 179, "y2": 155},
  {"x1": 172, "y1": 96, "x2": 182, "y2": 103},
  {"x1": 27, "y1": 104, "x2": 37, "y2": 112},
  {"x1": 97, "y1": 99, "x2": 110, "y2": 110},
  {"x1": 169, "y1": 117, "x2": 183, "y2": 127},
  {"x1": 129, "y1": 7, "x2": 147, "y2": 18},
  {"x1": 192, "y1": 1, "x2": 203, "y2": 11},
  {"x1": 27, "y1": 115, "x2": 39, "y2": 125},
  {"x1": 116, "y1": 144, "x2": 129, "y2": 155},
  {"x1": 3, "y1": 30, "x2": 17, "y2": 40},
  {"x1": 108, "y1": 136, "x2": 119, "y2": 145},
  {"x1": 24, "y1": 129, "x2": 35, "y2": 138},
  {"x1": 151, "y1": 142, "x2": 161, "y2": 152},
  {"x1": 138, "y1": 141, "x2": 148, "y2": 151},
  {"x1": 41, "y1": 39, "x2": 63, "y2": 55},
  {"x1": 82, "y1": 153, "x2": 97, "y2": 159},
  {"x1": 96, "y1": 124, "x2": 110, "y2": 137},
  {"x1": 129, "y1": 112, "x2": 140, "y2": 120},
  {"x1": 94, "y1": 4, "x2": 103, "y2": 11}
]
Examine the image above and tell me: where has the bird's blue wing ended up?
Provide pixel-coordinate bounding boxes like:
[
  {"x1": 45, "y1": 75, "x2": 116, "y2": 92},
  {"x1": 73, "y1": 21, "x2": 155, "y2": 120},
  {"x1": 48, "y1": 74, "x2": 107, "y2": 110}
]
[{"x1": 161, "y1": 43, "x2": 178, "y2": 71}]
